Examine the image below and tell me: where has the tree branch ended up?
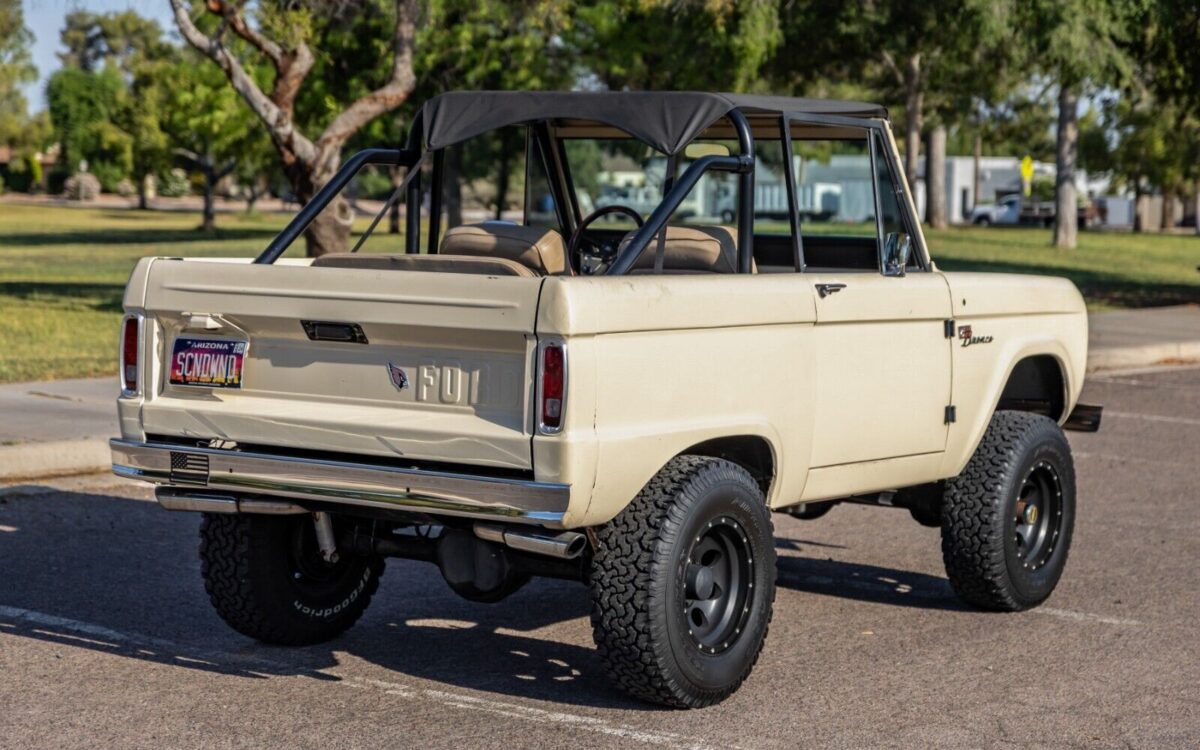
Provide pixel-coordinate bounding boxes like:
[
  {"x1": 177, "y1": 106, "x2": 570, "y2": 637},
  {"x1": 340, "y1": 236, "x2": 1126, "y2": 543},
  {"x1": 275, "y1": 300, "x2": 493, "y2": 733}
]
[
  {"x1": 315, "y1": 0, "x2": 418, "y2": 170},
  {"x1": 203, "y1": 0, "x2": 314, "y2": 115},
  {"x1": 880, "y1": 50, "x2": 903, "y2": 86},
  {"x1": 170, "y1": 0, "x2": 317, "y2": 167},
  {"x1": 173, "y1": 146, "x2": 202, "y2": 165},
  {"x1": 206, "y1": 0, "x2": 285, "y2": 67}
]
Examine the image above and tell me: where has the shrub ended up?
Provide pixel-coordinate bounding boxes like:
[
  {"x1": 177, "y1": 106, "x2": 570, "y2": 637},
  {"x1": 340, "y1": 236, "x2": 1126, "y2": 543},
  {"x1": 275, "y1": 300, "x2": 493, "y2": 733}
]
[{"x1": 63, "y1": 172, "x2": 102, "y2": 201}]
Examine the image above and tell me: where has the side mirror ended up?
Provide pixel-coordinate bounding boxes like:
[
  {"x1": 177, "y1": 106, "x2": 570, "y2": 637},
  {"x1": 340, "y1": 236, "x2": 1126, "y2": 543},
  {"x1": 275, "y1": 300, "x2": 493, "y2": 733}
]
[{"x1": 883, "y1": 232, "x2": 912, "y2": 277}]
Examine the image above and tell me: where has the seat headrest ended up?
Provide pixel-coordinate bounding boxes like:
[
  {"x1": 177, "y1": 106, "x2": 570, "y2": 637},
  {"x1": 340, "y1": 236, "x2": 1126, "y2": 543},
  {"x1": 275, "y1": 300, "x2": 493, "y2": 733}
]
[
  {"x1": 618, "y1": 225, "x2": 740, "y2": 274},
  {"x1": 311, "y1": 253, "x2": 536, "y2": 277},
  {"x1": 440, "y1": 222, "x2": 569, "y2": 276}
]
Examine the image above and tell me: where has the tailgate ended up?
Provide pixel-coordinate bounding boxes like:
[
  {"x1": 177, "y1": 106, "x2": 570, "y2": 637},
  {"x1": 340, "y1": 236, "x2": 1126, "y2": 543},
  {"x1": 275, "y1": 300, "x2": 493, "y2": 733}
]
[{"x1": 139, "y1": 259, "x2": 542, "y2": 470}]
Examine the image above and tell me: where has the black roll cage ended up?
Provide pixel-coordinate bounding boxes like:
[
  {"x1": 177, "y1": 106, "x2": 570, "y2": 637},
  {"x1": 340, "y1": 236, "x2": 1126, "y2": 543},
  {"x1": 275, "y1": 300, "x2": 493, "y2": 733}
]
[{"x1": 255, "y1": 108, "x2": 926, "y2": 274}]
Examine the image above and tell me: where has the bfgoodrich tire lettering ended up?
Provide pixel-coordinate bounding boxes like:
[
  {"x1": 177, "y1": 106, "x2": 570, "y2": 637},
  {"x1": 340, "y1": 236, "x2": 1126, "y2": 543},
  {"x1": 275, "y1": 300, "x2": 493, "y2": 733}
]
[
  {"x1": 589, "y1": 456, "x2": 776, "y2": 708},
  {"x1": 941, "y1": 411, "x2": 1075, "y2": 611},
  {"x1": 199, "y1": 513, "x2": 384, "y2": 646}
]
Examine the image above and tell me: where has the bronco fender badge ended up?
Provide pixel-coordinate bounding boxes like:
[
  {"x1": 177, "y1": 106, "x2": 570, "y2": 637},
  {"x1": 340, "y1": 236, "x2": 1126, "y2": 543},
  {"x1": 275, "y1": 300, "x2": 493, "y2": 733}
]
[
  {"x1": 387, "y1": 362, "x2": 410, "y2": 390},
  {"x1": 958, "y1": 325, "x2": 994, "y2": 348}
]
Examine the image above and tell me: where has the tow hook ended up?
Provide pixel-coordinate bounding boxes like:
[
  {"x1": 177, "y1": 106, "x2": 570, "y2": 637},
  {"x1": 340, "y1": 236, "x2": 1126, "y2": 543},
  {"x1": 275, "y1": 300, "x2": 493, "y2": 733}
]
[{"x1": 312, "y1": 512, "x2": 339, "y2": 564}]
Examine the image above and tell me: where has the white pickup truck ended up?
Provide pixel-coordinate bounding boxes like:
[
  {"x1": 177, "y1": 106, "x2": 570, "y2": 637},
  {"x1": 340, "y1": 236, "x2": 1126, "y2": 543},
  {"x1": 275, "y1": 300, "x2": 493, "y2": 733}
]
[
  {"x1": 971, "y1": 193, "x2": 1057, "y2": 227},
  {"x1": 112, "y1": 91, "x2": 1101, "y2": 708}
]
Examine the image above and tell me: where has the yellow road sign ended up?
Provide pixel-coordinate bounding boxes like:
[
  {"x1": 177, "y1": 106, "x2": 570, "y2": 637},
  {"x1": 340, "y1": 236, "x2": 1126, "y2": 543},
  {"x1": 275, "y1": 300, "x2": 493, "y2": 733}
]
[{"x1": 1020, "y1": 155, "x2": 1034, "y2": 197}]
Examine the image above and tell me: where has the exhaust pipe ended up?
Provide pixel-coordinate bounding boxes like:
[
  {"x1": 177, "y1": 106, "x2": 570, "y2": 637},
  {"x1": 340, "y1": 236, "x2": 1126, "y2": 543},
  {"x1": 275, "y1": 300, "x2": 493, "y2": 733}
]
[{"x1": 473, "y1": 523, "x2": 587, "y2": 560}]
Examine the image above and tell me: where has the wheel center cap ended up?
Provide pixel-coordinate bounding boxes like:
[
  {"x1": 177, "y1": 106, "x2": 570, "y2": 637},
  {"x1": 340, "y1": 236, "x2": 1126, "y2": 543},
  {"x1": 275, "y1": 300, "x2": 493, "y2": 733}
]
[
  {"x1": 1024, "y1": 504, "x2": 1039, "y2": 525},
  {"x1": 687, "y1": 564, "x2": 716, "y2": 600}
]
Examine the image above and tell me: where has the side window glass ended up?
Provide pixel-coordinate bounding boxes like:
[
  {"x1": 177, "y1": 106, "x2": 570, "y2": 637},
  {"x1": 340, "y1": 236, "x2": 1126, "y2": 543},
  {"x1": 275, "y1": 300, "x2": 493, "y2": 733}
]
[
  {"x1": 437, "y1": 126, "x2": 528, "y2": 242},
  {"x1": 525, "y1": 132, "x2": 560, "y2": 231},
  {"x1": 873, "y1": 132, "x2": 917, "y2": 271},
  {"x1": 785, "y1": 135, "x2": 879, "y2": 271}
]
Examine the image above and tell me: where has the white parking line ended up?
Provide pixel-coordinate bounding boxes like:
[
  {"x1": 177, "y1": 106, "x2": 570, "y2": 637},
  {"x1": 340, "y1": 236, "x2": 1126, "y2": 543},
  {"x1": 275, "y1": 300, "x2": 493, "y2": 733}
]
[
  {"x1": 0, "y1": 604, "x2": 722, "y2": 750},
  {"x1": 1073, "y1": 450, "x2": 1195, "y2": 469},
  {"x1": 1033, "y1": 607, "x2": 1143, "y2": 627}
]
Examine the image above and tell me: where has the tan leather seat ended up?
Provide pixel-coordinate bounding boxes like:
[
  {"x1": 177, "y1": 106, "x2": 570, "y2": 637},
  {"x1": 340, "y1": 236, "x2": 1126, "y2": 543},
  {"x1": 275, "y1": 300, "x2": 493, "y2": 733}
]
[
  {"x1": 618, "y1": 225, "x2": 745, "y2": 274},
  {"x1": 440, "y1": 222, "x2": 570, "y2": 276},
  {"x1": 312, "y1": 253, "x2": 535, "y2": 277}
]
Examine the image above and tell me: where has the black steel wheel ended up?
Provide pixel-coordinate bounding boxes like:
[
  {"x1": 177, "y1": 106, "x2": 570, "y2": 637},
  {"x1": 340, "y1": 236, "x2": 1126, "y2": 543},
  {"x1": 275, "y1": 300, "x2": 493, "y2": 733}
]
[
  {"x1": 683, "y1": 517, "x2": 756, "y2": 654},
  {"x1": 1013, "y1": 460, "x2": 1064, "y2": 571},
  {"x1": 590, "y1": 456, "x2": 776, "y2": 708},
  {"x1": 942, "y1": 411, "x2": 1075, "y2": 611}
]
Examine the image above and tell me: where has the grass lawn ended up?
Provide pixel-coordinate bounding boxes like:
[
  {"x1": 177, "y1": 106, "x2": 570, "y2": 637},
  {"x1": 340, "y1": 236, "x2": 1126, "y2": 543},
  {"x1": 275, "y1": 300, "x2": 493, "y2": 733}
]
[
  {"x1": 928, "y1": 225, "x2": 1200, "y2": 309},
  {"x1": 0, "y1": 204, "x2": 288, "y2": 383},
  {"x1": 0, "y1": 202, "x2": 1197, "y2": 384}
]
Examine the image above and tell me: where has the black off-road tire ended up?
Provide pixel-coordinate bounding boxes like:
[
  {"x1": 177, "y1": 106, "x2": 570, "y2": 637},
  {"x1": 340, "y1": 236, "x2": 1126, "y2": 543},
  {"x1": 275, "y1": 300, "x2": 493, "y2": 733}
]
[
  {"x1": 941, "y1": 411, "x2": 1075, "y2": 611},
  {"x1": 199, "y1": 513, "x2": 384, "y2": 646},
  {"x1": 589, "y1": 456, "x2": 776, "y2": 708}
]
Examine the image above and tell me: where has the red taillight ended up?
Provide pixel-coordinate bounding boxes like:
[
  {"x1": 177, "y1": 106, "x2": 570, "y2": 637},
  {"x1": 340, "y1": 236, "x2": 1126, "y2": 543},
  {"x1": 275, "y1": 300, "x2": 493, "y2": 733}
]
[
  {"x1": 121, "y1": 316, "x2": 139, "y2": 393},
  {"x1": 540, "y1": 343, "x2": 564, "y2": 432}
]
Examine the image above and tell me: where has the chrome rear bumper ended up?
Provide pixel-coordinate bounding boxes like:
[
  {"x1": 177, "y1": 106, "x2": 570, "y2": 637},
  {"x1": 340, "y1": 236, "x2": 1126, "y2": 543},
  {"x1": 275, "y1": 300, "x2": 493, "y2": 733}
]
[{"x1": 110, "y1": 438, "x2": 570, "y2": 527}]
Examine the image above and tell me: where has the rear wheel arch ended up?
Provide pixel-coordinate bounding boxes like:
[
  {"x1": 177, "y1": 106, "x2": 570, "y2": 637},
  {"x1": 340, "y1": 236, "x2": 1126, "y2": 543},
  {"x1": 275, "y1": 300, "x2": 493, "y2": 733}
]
[
  {"x1": 996, "y1": 354, "x2": 1067, "y2": 422},
  {"x1": 680, "y1": 435, "x2": 775, "y2": 497}
]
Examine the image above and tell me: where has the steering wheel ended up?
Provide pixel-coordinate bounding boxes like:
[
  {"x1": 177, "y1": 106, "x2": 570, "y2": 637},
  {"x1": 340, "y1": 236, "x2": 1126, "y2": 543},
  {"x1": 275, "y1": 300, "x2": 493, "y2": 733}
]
[{"x1": 567, "y1": 205, "x2": 644, "y2": 274}]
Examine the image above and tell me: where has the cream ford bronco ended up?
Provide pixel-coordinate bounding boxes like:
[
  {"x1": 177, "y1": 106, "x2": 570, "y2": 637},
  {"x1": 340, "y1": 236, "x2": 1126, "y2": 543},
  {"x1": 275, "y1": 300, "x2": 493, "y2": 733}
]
[{"x1": 112, "y1": 92, "x2": 1102, "y2": 708}]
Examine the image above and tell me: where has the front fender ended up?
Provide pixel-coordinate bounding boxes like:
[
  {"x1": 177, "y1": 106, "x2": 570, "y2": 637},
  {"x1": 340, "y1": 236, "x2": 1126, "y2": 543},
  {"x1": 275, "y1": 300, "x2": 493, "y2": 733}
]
[{"x1": 939, "y1": 312, "x2": 1087, "y2": 478}]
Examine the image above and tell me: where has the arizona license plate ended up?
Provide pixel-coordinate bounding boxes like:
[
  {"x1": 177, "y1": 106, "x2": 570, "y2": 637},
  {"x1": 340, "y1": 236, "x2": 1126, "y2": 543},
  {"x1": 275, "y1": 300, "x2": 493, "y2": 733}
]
[{"x1": 169, "y1": 337, "x2": 247, "y2": 388}]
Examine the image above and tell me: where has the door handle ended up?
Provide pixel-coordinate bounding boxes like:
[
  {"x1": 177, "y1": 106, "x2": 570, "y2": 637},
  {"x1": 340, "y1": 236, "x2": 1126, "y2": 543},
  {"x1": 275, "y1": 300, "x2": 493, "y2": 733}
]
[{"x1": 816, "y1": 283, "x2": 846, "y2": 298}]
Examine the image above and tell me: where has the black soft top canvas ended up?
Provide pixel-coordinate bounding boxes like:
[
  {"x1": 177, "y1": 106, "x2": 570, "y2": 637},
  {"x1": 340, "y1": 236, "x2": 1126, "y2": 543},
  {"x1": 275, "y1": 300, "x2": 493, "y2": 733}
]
[{"x1": 416, "y1": 91, "x2": 887, "y2": 155}]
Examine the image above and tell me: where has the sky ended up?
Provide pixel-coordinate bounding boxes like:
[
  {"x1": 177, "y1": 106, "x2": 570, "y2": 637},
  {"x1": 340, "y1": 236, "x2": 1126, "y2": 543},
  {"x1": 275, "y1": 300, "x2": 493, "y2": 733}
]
[{"x1": 21, "y1": 0, "x2": 175, "y2": 110}]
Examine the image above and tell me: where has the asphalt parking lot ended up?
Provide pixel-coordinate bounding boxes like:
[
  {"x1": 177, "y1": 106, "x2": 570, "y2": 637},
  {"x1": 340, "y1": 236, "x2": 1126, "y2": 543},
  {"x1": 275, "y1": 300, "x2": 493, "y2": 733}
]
[{"x1": 1, "y1": 366, "x2": 1197, "y2": 749}]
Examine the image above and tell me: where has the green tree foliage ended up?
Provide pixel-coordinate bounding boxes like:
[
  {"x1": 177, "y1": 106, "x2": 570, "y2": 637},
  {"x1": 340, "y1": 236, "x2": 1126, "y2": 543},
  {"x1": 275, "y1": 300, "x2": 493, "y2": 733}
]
[
  {"x1": 780, "y1": 0, "x2": 1011, "y2": 186},
  {"x1": 413, "y1": 0, "x2": 579, "y2": 225},
  {"x1": 58, "y1": 9, "x2": 173, "y2": 74},
  {"x1": 1015, "y1": 0, "x2": 1143, "y2": 247},
  {"x1": 160, "y1": 56, "x2": 263, "y2": 230},
  {"x1": 0, "y1": 0, "x2": 36, "y2": 148},
  {"x1": 57, "y1": 10, "x2": 178, "y2": 206},
  {"x1": 45, "y1": 65, "x2": 132, "y2": 189},
  {"x1": 171, "y1": 0, "x2": 422, "y2": 256},
  {"x1": 1131, "y1": 0, "x2": 1200, "y2": 233},
  {"x1": 573, "y1": 0, "x2": 781, "y2": 91}
]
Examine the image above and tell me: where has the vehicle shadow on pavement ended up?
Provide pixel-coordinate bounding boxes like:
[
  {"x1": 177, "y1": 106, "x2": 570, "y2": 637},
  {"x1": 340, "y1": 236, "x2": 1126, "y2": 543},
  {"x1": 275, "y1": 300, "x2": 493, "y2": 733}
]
[
  {"x1": 0, "y1": 489, "x2": 651, "y2": 711},
  {"x1": 0, "y1": 487, "x2": 968, "y2": 709},
  {"x1": 773, "y1": 552, "x2": 968, "y2": 612}
]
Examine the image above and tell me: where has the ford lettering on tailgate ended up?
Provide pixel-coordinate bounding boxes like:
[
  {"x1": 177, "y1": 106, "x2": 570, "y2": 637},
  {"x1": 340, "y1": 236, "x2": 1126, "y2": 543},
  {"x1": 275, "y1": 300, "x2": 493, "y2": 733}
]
[{"x1": 170, "y1": 337, "x2": 246, "y2": 388}]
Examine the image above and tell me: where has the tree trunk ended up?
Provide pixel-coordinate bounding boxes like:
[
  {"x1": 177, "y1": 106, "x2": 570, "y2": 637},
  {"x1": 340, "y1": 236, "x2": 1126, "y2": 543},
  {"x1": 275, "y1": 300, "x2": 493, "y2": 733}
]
[
  {"x1": 1161, "y1": 188, "x2": 1175, "y2": 231},
  {"x1": 304, "y1": 196, "x2": 355, "y2": 256},
  {"x1": 286, "y1": 161, "x2": 355, "y2": 257},
  {"x1": 1194, "y1": 179, "x2": 1200, "y2": 236},
  {"x1": 903, "y1": 54, "x2": 923, "y2": 191},
  {"x1": 201, "y1": 164, "x2": 216, "y2": 232},
  {"x1": 926, "y1": 124, "x2": 948, "y2": 230},
  {"x1": 1133, "y1": 178, "x2": 1143, "y2": 233},
  {"x1": 1053, "y1": 85, "x2": 1078, "y2": 249},
  {"x1": 245, "y1": 177, "x2": 264, "y2": 214},
  {"x1": 972, "y1": 132, "x2": 982, "y2": 213},
  {"x1": 137, "y1": 173, "x2": 149, "y2": 210},
  {"x1": 444, "y1": 146, "x2": 463, "y2": 229}
]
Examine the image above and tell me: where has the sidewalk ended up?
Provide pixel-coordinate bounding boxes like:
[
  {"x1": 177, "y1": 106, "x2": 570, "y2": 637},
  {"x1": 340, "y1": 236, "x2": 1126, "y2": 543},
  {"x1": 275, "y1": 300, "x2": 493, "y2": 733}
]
[
  {"x1": 1, "y1": 306, "x2": 1198, "y2": 482},
  {"x1": 0, "y1": 377, "x2": 116, "y2": 481},
  {"x1": 1085, "y1": 305, "x2": 1200, "y2": 371}
]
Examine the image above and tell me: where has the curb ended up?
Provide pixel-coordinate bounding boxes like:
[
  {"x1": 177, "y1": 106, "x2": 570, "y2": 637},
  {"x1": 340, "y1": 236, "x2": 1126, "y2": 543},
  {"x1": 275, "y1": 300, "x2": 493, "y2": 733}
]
[
  {"x1": 0, "y1": 438, "x2": 111, "y2": 482},
  {"x1": 1086, "y1": 341, "x2": 1200, "y2": 373}
]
